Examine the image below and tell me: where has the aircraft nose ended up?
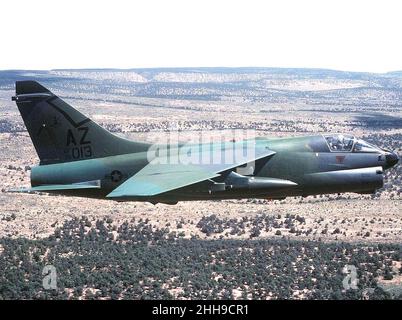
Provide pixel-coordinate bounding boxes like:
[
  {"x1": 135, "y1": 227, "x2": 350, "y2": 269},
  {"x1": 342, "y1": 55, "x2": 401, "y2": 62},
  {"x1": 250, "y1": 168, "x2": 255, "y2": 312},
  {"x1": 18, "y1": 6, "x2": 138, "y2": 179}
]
[{"x1": 385, "y1": 151, "x2": 399, "y2": 168}]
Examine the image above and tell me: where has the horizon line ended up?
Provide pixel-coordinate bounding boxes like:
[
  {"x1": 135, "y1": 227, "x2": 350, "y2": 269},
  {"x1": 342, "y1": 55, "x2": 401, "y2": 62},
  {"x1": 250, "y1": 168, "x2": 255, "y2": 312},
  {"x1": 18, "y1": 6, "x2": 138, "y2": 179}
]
[{"x1": 1, "y1": 66, "x2": 402, "y2": 75}]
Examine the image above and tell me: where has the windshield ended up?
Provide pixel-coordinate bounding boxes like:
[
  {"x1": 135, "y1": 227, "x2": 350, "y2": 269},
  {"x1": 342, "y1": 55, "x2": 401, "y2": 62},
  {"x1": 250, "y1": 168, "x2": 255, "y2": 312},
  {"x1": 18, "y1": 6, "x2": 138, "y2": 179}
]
[
  {"x1": 324, "y1": 134, "x2": 355, "y2": 152},
  {"x1": 353, "y1": 140, "x2": 381, "y2": 153}
]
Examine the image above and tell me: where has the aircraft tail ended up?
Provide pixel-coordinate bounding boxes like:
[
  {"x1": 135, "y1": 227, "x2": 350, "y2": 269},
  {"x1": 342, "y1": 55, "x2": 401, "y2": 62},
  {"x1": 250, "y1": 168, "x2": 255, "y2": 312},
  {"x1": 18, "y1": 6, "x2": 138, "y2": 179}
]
[{"x1": 13, "y1": 81, "x2": 150, "y2": 165}]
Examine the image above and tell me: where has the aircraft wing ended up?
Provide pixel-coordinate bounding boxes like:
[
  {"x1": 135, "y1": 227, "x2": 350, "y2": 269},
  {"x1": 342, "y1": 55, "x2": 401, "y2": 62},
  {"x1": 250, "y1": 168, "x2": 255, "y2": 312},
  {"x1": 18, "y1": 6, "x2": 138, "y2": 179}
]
[
  {"x1": 107, "y1": 164, "x2": 220, "y2": 197},
  {"x1": 107, "y1": 144, "x2": 275, "y2": 198}
]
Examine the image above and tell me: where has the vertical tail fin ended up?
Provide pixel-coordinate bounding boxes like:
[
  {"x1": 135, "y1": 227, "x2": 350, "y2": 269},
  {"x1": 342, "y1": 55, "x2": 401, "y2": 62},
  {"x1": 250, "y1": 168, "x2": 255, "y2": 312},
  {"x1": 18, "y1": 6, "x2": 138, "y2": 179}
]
[{"x1": 13, "y1": 81, "x2": 150, "y2": 165}]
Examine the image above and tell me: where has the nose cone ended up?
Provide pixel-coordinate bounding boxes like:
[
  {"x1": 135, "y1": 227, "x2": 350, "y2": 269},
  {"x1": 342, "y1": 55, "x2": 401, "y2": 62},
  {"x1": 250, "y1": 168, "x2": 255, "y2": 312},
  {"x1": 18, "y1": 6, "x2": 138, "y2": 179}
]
[{"x1": 385, "y1": 151, "x2": 399, "y2": 169}]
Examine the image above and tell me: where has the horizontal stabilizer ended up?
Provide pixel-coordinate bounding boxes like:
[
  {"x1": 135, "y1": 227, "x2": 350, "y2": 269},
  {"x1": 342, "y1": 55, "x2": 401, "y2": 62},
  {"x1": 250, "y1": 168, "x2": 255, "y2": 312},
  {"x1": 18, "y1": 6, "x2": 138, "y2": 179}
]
[{"x1": 8, "y1": 180, "x2": 101, "y2": 193}]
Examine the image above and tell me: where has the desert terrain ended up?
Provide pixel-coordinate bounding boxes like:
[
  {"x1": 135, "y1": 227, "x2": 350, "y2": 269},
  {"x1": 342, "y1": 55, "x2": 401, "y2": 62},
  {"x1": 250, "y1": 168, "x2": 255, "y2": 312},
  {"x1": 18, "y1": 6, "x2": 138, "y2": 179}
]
[{"x1": 0, "y1": 68, "x2": 401, "y2": 299}]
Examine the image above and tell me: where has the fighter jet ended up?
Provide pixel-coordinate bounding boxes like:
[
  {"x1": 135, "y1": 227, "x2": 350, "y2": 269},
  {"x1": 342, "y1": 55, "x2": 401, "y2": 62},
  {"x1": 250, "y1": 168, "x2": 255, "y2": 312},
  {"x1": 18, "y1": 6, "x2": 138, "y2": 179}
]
[{"x1": 11, "y1": 81, "x2": 399, "y2": 204}]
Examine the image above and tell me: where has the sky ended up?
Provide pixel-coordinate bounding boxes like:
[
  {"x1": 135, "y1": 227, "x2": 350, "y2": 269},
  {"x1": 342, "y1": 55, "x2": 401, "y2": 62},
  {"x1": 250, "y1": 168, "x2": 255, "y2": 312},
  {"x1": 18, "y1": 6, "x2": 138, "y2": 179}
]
[{"x1": 1, "y1": 0, "x2": 402, "y2": 72}]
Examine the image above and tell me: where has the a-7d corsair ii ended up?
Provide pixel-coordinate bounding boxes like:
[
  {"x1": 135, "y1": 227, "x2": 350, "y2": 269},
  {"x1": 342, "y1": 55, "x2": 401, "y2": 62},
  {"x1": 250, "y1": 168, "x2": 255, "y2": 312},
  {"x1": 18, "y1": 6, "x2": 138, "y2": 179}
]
[{"x1": 11, "y1": 81, "x2": 399, "y2": 204}]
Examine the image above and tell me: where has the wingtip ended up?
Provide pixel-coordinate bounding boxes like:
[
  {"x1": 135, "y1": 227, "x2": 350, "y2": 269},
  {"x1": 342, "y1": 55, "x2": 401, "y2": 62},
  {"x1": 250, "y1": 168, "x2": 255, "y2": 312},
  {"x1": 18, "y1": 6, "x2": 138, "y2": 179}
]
[{"x1": 106, "y1": 191, "x2": 157, "y2": 198}]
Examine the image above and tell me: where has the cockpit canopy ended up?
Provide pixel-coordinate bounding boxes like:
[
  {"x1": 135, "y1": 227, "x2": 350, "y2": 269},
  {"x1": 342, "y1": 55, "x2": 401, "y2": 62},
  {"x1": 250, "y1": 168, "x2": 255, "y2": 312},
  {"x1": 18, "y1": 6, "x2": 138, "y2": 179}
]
[
  {"x1": 325, "y1": 134, "x2": 354, "y2": 152},
  {"x1": 324, "y1": 134, "x2": 381, "y2": 153}
]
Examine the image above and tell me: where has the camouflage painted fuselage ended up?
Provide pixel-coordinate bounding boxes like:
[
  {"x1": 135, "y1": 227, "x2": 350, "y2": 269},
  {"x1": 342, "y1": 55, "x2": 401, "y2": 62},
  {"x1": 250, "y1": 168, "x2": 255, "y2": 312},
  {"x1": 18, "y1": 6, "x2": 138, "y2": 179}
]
[{"x1": 30, "y1": 135, "x2": 394, "y2": 204}]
